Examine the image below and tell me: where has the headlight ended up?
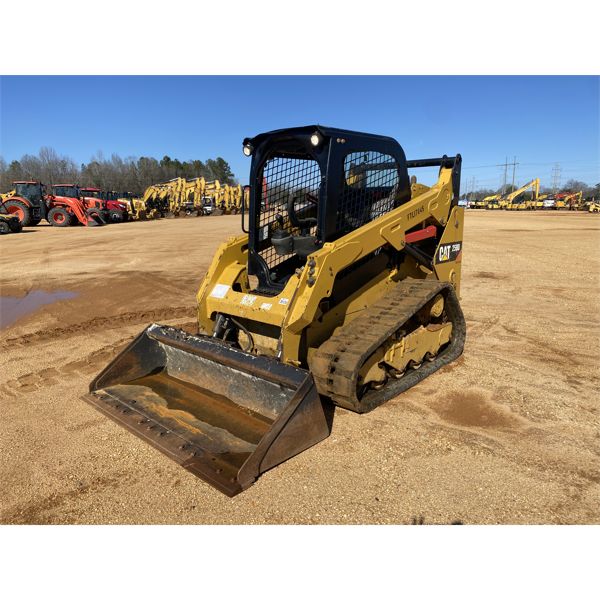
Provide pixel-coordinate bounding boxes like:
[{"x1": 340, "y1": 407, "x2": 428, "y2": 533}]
[
  {"x1": 310, "y1": 132, "x2": 322, "y2": 147},
  {"x1": 243, "y1": 143, "x2": 253, "y2": 156}
]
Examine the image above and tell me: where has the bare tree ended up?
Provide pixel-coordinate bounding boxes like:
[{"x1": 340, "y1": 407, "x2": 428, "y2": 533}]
[{"x1": 1, "y1": 147, "x2": 237, "y2": 195}]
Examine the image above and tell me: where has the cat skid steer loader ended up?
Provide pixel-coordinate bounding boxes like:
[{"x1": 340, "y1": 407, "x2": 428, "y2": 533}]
[
  {"x1": 87, "y1": 126, "x2": 465, "y2": 496},
  {"x1": 0, "y1": 201, "x2": 23, "y2": 234}
]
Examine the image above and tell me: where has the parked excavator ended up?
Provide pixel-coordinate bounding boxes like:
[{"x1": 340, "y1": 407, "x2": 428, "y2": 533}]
[
  {"x1": 504, "y1": 178, "x2": 540, "y2": 210},
  {"x1": 181, "y1": 177, "x2": 221, "y2": 216},
  {"x1": 1, "y1": 181, "x2": 47, "y2": 226},
  {"x1": 47, "y1": 184, "x2": 107, "y2": 226},
  {"x1": 138, "y1": 185, "x2": 170, "y2": 218},
  {"x1": 87, "y1": 126, "x2": 465, "y2": 496},
  {"x1": 483, "y1": 194, "x2": 501, "y2": 210},
  {"x1": 531, "y1": 193, "x2": 547, "y2": 210},
  {"x1": 181, "y1": 177, "x2": 206, "y2": 215},
  {"x1": 203, "y1": 180, "x2": 224, "y2": 214},
  {"x1": 164, "y1": 177, "x2": 187, "y2": 216},
  {"x1": 555, "y1": 191, "x2": 582, "y2": 210},
  {"x1": 470, "y1": 195, "x2": 488, "y2": 209},
  {"x1": 566, "y1": 191, "x2": 583, "y2": 210}
]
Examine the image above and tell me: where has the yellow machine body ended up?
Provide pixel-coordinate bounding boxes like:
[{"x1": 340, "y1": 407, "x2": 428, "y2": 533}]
[{"x1": 88, "y1": 126, "x2": 466, "y2": 496}]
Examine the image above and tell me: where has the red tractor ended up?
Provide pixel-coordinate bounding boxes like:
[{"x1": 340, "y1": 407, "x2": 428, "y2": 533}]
[
  {"x1": 2, "y1": 181, "x2": 47, "y2": 226},
  {"x1": 47, "y1": 184, "x2": 108, "y2": 227},
  {"x1": 80, "y1": 187, "x2": 129, "y2": 222}
]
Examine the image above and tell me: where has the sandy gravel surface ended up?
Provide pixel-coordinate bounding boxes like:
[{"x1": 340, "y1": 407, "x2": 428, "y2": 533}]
[{"x1": 1, "y1": 211, "x2": 599, "y2": 524}]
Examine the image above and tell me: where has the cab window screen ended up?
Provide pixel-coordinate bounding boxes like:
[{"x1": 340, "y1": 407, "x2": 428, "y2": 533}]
[
  {"x1": 338, "y1": 151, "x2": 400, "y2": 234},
  {"x1": 258, "y1": 156, "x2": 321, "y2": 269}
]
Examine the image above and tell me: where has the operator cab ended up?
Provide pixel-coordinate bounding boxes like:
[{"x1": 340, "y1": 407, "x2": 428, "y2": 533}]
[
  {"x1": 53, "y1": 184, "x2": 81, "y2": 199},
  {"x1": 14, "y1": 181, "x2": 45, "y2": 203},
  {"x1": 81, "y1": 188, "x2": 105, "y2": 199},
  {"x1": 243, "y1": 126, "x2": 411, "y2": 294}
]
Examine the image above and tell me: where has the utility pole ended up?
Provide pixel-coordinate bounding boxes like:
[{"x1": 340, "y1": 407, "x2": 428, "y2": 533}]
[
  {"x1": 497, "y1": 157, "x2": 518, "y2": 193},
  {"x1": 551, "y1": 163, "x2": 561, "y2": 193}
]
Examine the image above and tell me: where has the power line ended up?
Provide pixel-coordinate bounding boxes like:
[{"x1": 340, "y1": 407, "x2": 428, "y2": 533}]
[{"x1": 462, "y1": 159, "x2": 599, "y2": 170}]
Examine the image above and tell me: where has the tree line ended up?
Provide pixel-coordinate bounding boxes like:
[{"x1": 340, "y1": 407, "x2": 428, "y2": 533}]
[{"x1": 0, "y1": 147, "x2": 237, "y2": 195}]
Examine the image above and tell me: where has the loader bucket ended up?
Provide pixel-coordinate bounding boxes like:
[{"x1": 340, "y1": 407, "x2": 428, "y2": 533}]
[
  {"x1": 86, "y1": 213, "x2": 105, "y2": 226},
  {"x1": 86, "y1": 324, "x2": 331, "y2": 496}
]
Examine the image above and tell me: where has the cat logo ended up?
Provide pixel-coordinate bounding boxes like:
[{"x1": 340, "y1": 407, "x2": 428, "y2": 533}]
[{"x1": 436, "y1": 242, "x2": 462, "y2": 264}]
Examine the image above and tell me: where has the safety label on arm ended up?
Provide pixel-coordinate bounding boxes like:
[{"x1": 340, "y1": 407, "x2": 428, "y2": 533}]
[{"x1": 210, "y1": 284, "x2": 230, "y2": 298}]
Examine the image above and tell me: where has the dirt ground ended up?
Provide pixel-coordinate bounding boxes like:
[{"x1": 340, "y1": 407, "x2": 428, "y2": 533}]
[{"x1": 1, "y1": 211, "x2": 599, "y2": 524}]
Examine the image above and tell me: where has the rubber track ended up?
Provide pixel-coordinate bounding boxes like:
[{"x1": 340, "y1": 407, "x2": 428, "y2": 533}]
[{"x1": 311, "y1": 278, "x2": 466, "y2": 413}]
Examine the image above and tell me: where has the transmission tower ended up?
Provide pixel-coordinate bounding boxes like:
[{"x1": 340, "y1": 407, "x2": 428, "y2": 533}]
[
  {"x1": 551, "y1": 163, "x2": 561, "y2": 193},
  {"x1": 469, "y1": 177, "x2": 477, "y2": 202},
  {"x1": 510, "y1": 156, "x2": 519, "y2": 190}
]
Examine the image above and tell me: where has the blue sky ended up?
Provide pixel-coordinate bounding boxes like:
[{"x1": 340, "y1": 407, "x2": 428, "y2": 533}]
[{"x1": 1, "y1": 76, "x2": 598, "y2": 189}]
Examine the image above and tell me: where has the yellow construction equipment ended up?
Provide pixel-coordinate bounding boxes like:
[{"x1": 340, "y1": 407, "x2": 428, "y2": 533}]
[
  {"x1": 483, "y1": 194, "x2": 501, "y2": 210},
  {"x1": 568, "y1": 191, "x2": 583, "y2": 210},
  {"x1": 87, "y1": 126, "x2": 466, "y2": 496},
  {"x1": 471, "y1": 195, "x2": 489, "y2": 209},
  {"x1": 587, "y1": 199, "x2": 600, "y2": 213},
  {"x1": 181, "y1": 177, "x2": 207, "y2": 215},
  {"x1": 125, "y1": 186, "x2": 165, "y2": 219},
  {"x1": 530, "y1": 193, "x2": 547, "y2": 210},
  {"x1": 157, "y1": 177, "x2": 187, "y2": 216},
  {"x1": 142, "y1": 183, "x2": 176, "y2": 217},
  {"x1": 556, "y1": 191, "x2": 583, "y2": 210},
  {"x1": 115, "y1": 194, "x2": 150, "y2": 220},
  {"x1": 504, "y1": 178, "x2": 540, "y2": 210},
  {"x1": 0, "y1": 201, "x2": 23, "y2": 234},
  {"x1": 138, "y1": 178, "x2": 241, "y2": 217}
]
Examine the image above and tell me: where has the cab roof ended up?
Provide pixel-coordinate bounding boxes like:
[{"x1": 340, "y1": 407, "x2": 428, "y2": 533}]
[{"x1": 244, "y1": 125, "x2": 399, "y2": 148}]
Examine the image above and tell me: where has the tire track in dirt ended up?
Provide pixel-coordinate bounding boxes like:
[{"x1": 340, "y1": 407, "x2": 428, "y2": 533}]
[
  {"x1": 0, "y1": 340, "x2": 130, "y2": 398},
  {"x1": 0, "y1": 306, "x2": 196, "y2": 349},
  {"x1": 401, "y1": 388, "x2": 600, "y2": 501},
  {"x1": 0, "y1": 318, "x2": 200, "y2": 398},
  {"x1": 1, "y1": 472, "x2": 137, "y2": 524}
]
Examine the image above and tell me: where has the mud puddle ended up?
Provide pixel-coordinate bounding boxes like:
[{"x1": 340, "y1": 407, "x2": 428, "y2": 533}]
[{"x1": 0, "y1": 290, "x2": 78, "y2": 329}]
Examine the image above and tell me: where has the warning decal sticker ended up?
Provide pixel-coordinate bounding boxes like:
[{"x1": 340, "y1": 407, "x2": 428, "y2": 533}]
[{"x1": 210, "y1": 284, "x2": 230, "y2": 299}]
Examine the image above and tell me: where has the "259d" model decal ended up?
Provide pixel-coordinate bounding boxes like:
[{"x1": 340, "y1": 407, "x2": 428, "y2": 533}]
[{"x1": 436, "y1": 242, "x2": 462, "y2": 264}]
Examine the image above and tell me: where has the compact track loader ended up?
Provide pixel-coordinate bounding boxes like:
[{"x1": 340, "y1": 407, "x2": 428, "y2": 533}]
[
  {"x1": 0, "y1": 202, "x2": 23, "y2": 234},
  {"x1": 88, "y1": 126, "x2": 466, "y2": 496}
]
